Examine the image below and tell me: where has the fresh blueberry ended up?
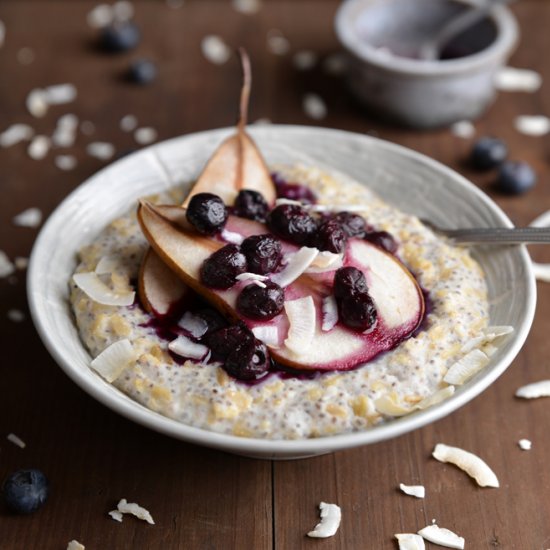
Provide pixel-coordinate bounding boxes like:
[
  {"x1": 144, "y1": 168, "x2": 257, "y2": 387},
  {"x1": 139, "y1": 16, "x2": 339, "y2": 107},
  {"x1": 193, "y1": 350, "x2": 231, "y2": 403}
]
[
  {"x1": 338, "y1": 292, "x2": 378, "y2": 331},
  {"x1": 186, "y1": 193, "x2": 228, "y2": 235},
  {"x1": 364, "y1": 231, "x2": 398, "y2": 254},
  {"x1": 333, "y1": 211, "x2": 368, "y2": 238},
  {"x1": 313, "y1": 219, "x2": 347, "y2": 253},
  {"x1": 200, "y1": 244, "x2": 247, "y2": 289},
  {"x1": 241, "y1": 234, "x2": 282, "y2": 275},
  {"x1": 267, "y1": 204, "x2": 317, "y2": 245},
  {"x1": 236, "y1": 281, "x2": 285, "y2": 320},
  {"x1": 194, "y1": 308, "x2": 228, "y2": 336},
  {"x1": 128, "y1": 59, "x2": 157, "y2": 85},
  {"x1": 233, "y1": 190, "x2": 269, "y2": 222},
  {"x1": 100, "y1": 22, "x2": 141, "y2": 53},
  {"x1": 496, "y1": 161, "x2": 537, "y2": 195},
  {"x1": 333, "y1": 267, "x2": 369, "y2": 299},
  {"x1": 206, "y1": 324, "x2": 253, "y2": 362},
  {"x1": 2, "y1": 469, "x2": 49, "y2": 514},
  {"x1": 223, "y1": 337, "x2": 270, "y2": 381},
  {"x1": 470, "y1": 137, "x2": 507, "y2": 170}
]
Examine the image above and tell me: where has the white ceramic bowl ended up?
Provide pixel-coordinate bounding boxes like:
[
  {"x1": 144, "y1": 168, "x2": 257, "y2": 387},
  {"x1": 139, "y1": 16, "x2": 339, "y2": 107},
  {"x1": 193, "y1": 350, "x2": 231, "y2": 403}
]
[{"x1": 28, "y1": 126, "x2": 536, "y2": 459}]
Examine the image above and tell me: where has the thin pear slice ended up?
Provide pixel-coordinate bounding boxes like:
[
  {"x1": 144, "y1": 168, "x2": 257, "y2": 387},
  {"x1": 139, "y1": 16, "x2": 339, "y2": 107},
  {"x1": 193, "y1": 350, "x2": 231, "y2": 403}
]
[{"x1": 138, "y1": 201, "x2": 425, "y2": 371}]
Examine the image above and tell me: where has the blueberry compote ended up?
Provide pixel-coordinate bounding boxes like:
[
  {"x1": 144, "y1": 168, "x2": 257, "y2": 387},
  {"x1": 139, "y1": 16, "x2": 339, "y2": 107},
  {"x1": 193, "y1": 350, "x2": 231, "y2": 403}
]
[{"x1": 272, "y1": 173, "x2": 317, "y2": 204}]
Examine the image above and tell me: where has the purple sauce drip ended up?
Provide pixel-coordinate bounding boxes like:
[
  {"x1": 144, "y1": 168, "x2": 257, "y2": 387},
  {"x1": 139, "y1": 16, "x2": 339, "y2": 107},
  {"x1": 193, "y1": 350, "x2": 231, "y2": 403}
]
[{"x1": 272, "y1": 173, "x2": 317, "y2": 204}]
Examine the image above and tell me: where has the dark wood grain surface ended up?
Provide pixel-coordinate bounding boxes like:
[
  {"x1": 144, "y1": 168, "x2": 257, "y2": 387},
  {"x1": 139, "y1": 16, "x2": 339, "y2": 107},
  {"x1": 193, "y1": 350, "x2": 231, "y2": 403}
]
[{"x1": 1, "y1": 1, "x2": 549, "y2": 549}]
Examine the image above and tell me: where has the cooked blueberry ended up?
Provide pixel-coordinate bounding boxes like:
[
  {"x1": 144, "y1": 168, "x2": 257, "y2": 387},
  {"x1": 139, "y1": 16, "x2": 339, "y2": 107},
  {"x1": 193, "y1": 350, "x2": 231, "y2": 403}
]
[
  {"x1": 233, "y1": 189, "x2": 269, "y2": 222},
  {"x1": 273, "y1": 175, "x2": 317, "y2": 204},
  {"x1": 200, "y1": 244, "x2": 247, "y2": 289},
  {"x1": 194, "y1": 308, "x2": 228, "y2": 336},
  {"x1": 470, "y1": 137, "x2": 507, "y2": 170},
  {"x1": 241, "y1": 234, "x2": 282, "y2": 274},
  {"x1": 2, "y1": 469, "x2": 48, "y2": 515},
  {"x1": 334, "y1": 211, "x2": 368, "y2": 238},
  {"x1": 313, "y1": 219, "x2": 347, "y2": 253},
  {"x1": 267, "y1": 204, "x2": 317, "y2": 245},
  {"x1": 223, "y1": 338, "x2": 270, "y2": 380},
  {"x1": 100, "y1": 22, "x2": 141, "y2": 53},
  {"x1": 186, "y1": 193, "x2": 228, "y2": 235},
  {"x1": 496, "y1": 161, "x2": 536, "y2": 195},
  {"x1": 206, "y1": 324, "x2": 253, "y2": 361},
  {"x1": 333, "y1": 266, "x2": 369, "y2": 299},
  {"x1": 128, "y1": 58, "x2": 157, "y2": 85},
  {"x1": 338, "y1": 293, "x2": 378, "y2": 331},
  {"x1": 364, "y1": 231, "x2": 398, "y2": 254},
  {"x1": 237, "y1": 282, "x2": 284, "y2": 320}
]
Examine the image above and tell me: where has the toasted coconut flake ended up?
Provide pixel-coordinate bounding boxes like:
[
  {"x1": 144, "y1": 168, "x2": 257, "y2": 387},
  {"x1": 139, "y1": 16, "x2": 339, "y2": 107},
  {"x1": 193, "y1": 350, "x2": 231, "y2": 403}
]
[
  {"x1": 27, "y1": 89, "x2": 48, "y2": 117},
  {"x1": 168, "y1": 335, "x2": 210, "y2": 360},
  {"x1": 307, "y1": 502, "x2": 341, "y2": 538},
  {"x1": 7, "y1": 309, "x2": 25, "y2": 323},
  {"x1": 0, "y1": 251, "x2": 15, "y2": 278},
  {"x1": 87, "y1": 4, "x2": 113, "y2": 28},
  {"x1": 293, "y1": 50, "x2": 317, "y2": 71},
  {"x1": 134, "y1": 127, "x2": 158, "y2": 145},
  {"x1": 450, "y1": 120, "x2": 475, "y2": 139},
  {"x1": 395, "y1": 533, "x2": 426, "y2": 550},
  {"x1": 251, "y1": 325, "x2": 279, "y2": 347},
  {"x1": 516, "y1": 380, "x2": 550, "y2": 399},
  {"x1": 418, "y1": 524, "x2": 464, "y2": 549},
  {"x1": 44, "y1": 83, "x2": 77, "y2": 105},
  {"x1": 87, "y1": 142, "x2": 115, "y2": 160},
  {"x1": 495, "y1": 67, "x2": 542, "y2": 92},
  {"x1": 221, "y1": 229, "x2": 244, "y2": 245},
  {"x1": 55, "y1": 155, "x2": 77, "y2": 171},
  {"x1": 108, "y1": 510, "x2": 124, "y2": 522},
  {"x1": 399, "y1": 483, "x2": 425, "y2": 499},
  {"x1": 120, "y1": 114, "x2": 138, "y2": 132},
  {"x1": 432, "y1": 443, "x2": 499, "y2": 488},
  {"x1": 533, "y1": 262, "x2": 550, "y2": 283},
  {"x1": 177, "y1": 312, "x2": 208, "y2": 338},
  {"x1": 374, "y1": 394, "x2": 413, "y2": 417},
  {"x1": 73, "y1": 272, "x2": 135, "y2": 306},
  {"x1": 272, "y1": 247, "x2": 318, "y2": 287},
  {"x1": 518, "y1": 439, "x2": 532, "y2": 450},
  {"x1": 266, "y1": 29, "x2": 290, "y2": 55},
  {"x1": 117, "y1": 498, "x2": 155, "y2": 524},
  {"x1": 67, "y1": 541, "x2": 85, "y2": 550},
  {"x1": 232, "y1": 0, "x2": 262, "y2": 14},
  {"x1": 321, "y1": 295, "x2": 338, "y2": 332},
  {"x1": 91, "y1": 339, "x2": 135, "y2": 382},
  {"x1": 484, "y1": 325, "x2": 514, "y2": 338},
  {"x1": 515, "y1": 115, "x2": 550, "y2": 136},
  {"x1": 13, "y1": 207, "x2": 43, "y2": 228},
  {"x1": 303, "y1": 93, "x2": 327, "y2": 120},
  {"x1": 201, "y1": 35, "x2": 231, "y2": 65},
  {"x1": 306, "y1": 251, "x2": 343, "y2": 273},
  {"x1": 416, "y1": 386, "x2": 455, "y2": 409},
  {"x1": 284, "y1": 296, "x2": 316, "y2": 354},
  {"x1": 443, "y1": 349, "x2": 489, "y2": 385},
  {"x1": 0, "y1": 124, "x2": 34, "y2": 147},
  {"x1": 28, "y1": 135, "x2": 51, "y2": 160},
  {"x1": 7, "y1": 433, "x2": 26, "y2": 448}
]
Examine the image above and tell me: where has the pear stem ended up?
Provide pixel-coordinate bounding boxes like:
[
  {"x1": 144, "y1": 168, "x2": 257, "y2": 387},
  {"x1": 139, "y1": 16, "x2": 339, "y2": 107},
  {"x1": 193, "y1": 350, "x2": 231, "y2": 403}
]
[{"x1": 238, "y1": 47, "x2": 251, "y2": 132}]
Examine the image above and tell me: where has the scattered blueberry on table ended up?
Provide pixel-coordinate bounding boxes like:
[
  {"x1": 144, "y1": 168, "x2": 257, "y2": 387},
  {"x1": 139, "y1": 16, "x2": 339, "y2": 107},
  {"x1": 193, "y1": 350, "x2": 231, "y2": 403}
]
[
  {"x1": 496, "y1": 160, "x2": 537, "y2": 195},
  {"x1": 470, "y1": 137, "x2": 508, "y2": 170},
  {"x1": 128, "y1": 58, "x2": 157, "y2": 84},
  {"x1": 100, "y1": 21, "x2": 141, "y2": 53},
  {"x1": 2, "y1": 469, "x2": 49, "y2": 514}
]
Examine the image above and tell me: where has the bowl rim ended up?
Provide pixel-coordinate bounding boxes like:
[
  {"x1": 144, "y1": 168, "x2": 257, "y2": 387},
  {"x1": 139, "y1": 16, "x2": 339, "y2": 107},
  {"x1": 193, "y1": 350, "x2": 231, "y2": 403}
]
[
  {"x1": 28, "y1": 125, "x2": 536, "y2": 457},
  {"x1": 335, "y1": 0, "x2": 519, "y2": 77}
]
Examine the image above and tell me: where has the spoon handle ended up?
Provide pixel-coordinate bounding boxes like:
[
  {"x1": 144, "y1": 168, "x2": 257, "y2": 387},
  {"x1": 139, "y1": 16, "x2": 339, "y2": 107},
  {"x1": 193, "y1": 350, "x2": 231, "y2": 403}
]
[{"x1": 437, "y1": 227, "x2": 550, "y2": 244}]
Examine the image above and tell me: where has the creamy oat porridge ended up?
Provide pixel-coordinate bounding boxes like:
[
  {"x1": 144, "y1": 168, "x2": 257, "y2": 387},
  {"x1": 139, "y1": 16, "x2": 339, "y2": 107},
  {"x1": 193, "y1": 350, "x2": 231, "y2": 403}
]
[{"x1": 69, "y1": 160, "x2": 512, "y2": 440}]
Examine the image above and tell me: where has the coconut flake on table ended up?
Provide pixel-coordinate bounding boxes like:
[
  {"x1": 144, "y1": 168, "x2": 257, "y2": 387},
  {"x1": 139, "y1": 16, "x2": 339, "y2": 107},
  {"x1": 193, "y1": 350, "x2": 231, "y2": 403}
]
[
  {"x1": 321, "y1": 295, "x2": 338, "y2": 332},
  {"x1": 115, "y1": 499, "x2": 155, "y2": 524},
  {"x1": 518, "y1": 438, "x2": 532, "y2": 450},
  {"x1": 52, "y1": 114, "x2": 79, "y2": 147},
  {"x1": 432, "y1": 443, "x2": 499, "y2": 488},
  {"x1": 168, "y1": 334, "x2": 210, "y2": 361},
  {"x1": 293, "y1": 50, "x2": 317, "y2": 71},
  {"x1": 28, "y1": 136, "x2": 51, "y2": 160},
  {"x1": 494, "y1": 67, "x2": 542, "y2": 92},
  {"x1": 0, "y1": 124, "x2": 34, "y2": 147},
  {"x1": 120, "y1": 114, "x2": 138, "y2": 132},
  {"x1": 113, "y1": 1, "x2": 135, "y2": 21},
  {"x1": 87, "y1": 4, "x2": 114, "y2": 28},
  {"x1": 7, "y1": 433, "x2": 26, "y2": 448},
  {"x1": 231, "y1": 0, "x2": 262, "y2": 14},
  {"x1": 55, "y1": 155, "x2": 78, "y2": 171},
  {"x1": 109, "y1": 510, "x2": 124, "y2": 522},
  {"x1": 14, "y1": 256, "x2": 28, "y2": 270},
  {"x1": 201, "y1": 35, "x2": 231, "y2": 65},
  {"x1": 86, "y1": 142, "x2": 115, "y2": 160},
  {"x1": 252, "y1": 117, "x2": 271, "y2": 125},
  {"x1": 272, "y1": 247, "x2": 318, "y2": 287},
  {"x1": 44, "y1": 83, "x2": 77, "y2": 105},
  {"x1": 26, "y1": 89, "x2": 49, "y2": 118},
  {"x1": 91, "y1": 339, "x2": 135, "y2": 382},
  {"x1": 514, "y1": 115, "x2": 550, "y2": 136},
  {"x1": 303, "y1": 93, "x2": 327, "y2": 120},
  {"x1": 515, "y1": 379, "x2": 550, "y2": 399},
  {"x1": 221, "y1": 228, "x2": 244, "y2": 245},
  {"x1": 284, "y1": 296, "x2": 316, "y2": 354},
  {"x1": 266, "y1": 29, "x2": 290, "y2": 55},
  {"x1": 322, "y1": 53, "x2": 348, "y2": 76},
  {"x1": 443, "y1": 349, "x2": 489, "y2": 385},
  {"x1": 17, "y1": 47, "x2": 36, "y2": 65},
  {"x1": 307, "y1": 502, "x2": 341, "y2": 538},
  {"x1": 177, "y1": 311, "x2": 209, "y2": 338},
  {"x1": 73, "y1": 272, "x2": 135, "y2": 306},
  {"x1": 418, "y1": 524, "x2": 464, "y2": 549},
  {"x1": 395, "y1": 533, "x2": 426, "y2": 550},
  {"x1": 134, "y1": 127, "x2": 158, "y2": 145},
  {"x1": 67, "y1": 541, "x2": 85, "y2": 550},
  {"x1": 399, "y1": 483, "x2": 425, "y2": 499},
  {"x1": 13, "y1": 207, "x2": 43, "y2": 228},
  {"x1": 251, "y1": 325, "x2": 279, "y2": 347},
  {"x1": 7, "y1": 309, "x2": 25, "y2": 323},
  {"x1": 0, "y1": 251, "x2": 15, "y2": 278},
  {"x1": 450, "y1": 120, "x2": 475, "y2": 139}
]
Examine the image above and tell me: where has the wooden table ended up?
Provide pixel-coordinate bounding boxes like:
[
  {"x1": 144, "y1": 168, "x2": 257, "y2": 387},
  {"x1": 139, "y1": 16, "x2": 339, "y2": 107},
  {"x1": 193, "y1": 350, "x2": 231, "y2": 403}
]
[{"x1": 1, "y1": 1, "x2": 549, "y2": 548}]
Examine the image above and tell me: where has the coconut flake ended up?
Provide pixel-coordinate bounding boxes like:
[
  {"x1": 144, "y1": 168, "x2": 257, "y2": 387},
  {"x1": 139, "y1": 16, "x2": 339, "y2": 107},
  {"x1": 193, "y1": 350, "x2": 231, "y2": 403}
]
[
  {"x1": 87, "y1": 142, "x2": 115, "y2": 160},
  {"x1": 321, "y1": 295, "x2": 338, "y2": 332},
  {"x1": 95, "y1": 255, "x2": 122, "y2": 274},
  {"x1": 307, "y1": 502, "x2": 341, "y2": 538},
  {"x1": 201, "y1": 35, "x2": 231, "y2": 65},
  {"x1": 7, "y1": 309, "x2": 25, "y2": 323},
  {"x1": 284, "y1": 296, "x2": 316, "y2": 354},
  {"x1": 113, "y1": 1, "x2": 135, "y2": 22},
  {"x1": 178, "y1": 311, "x2": 208, "y2": 338},
  {"x1": 134, "y1": 127, "x2": 157, "y2": 145},
  {"x1": 26, "y1": 89, "x2": 48, "y2": 117},
  {"x1": 14, "y1": 256, "x2": 28, "y2": 270},
  {"x1": 432, "y1": 443, "x2": 499, "y2": 488},
  {"x1": 44, "y1": 83, "x2": 77, "y2": 105},
  {"x1": 253, "y1": 117, "x2": 271, "y2": 125},
  {"x1": 28, "y1": 136, "x2": 50, "y2": 160},
  {"x1": 55, "y1": 155, "x2": 77, "y2": 171},
  {"x1": 418, "y1": 524, "x2": 464, "y2": 549},
  {"x1": 168, "y1": 335, "x2": 210, "y2": 360},
  {"x1": 450, "y1": 120, "x2": 475, "y2": 139},
  {"x1": 267, "y1": 29, "x2": 290, "y2": 55},
  {"x1": 236, "y1": 272, "x2": 268, "y2": 283},
  {"x1": 17, "y1": 47, "x2": 35, "y2": 65},
  {"x1": 306, "y1": 251, "x2": 343, "y2": 273},
  {"x1": 515, "y1": 380, "x2": 550, "y2": 399},
  {"x1": 87, "y1": 4, "x2": 113, "y2": 28},
  {"x1": 221, "y1": 229, "x2": 244, "y2": 245},
  {"x1": 91, "y1": 339, "x2": 135, "y2": 382},
  {"x1": 495, "y1": 67, "x2": 542, "y2": 92},
  {"x1": 443, "y1": 349, "x2": 489, "y2": 385},
  {"x1": 0, "y1": 251, "x2": 15, "y2": 278},
  {"x1": 303, "y1": 93, "x2": 327, "y2": 120},
  {"x1": 73, "y1": 272, "x2": 135, "y2": 306},
  {"x1": 399, "y1": 483, "x2": 425, "y2": 499},
  {"x1": 67, "y1": 541, "x2": 85, "y2": 550},
  {"x1": 323, "y1": 53, "x2": 348, "y2": 76},
  {"x1": 7, "y1": 433, "x2": 26, "y2": 448},
  {"x1": 272, "y1": 247, "x2": 318, "y2": 287},
  {"x1": 0, "y1": 124, "x2": 34, "y2": 147},
  {"x1": 251, "y1": 325, "x2": 279, "y2": 347},
  {"x1": 374, "y1": 394, "x2": 413, "y2": 417},
  {"x1": 416, "y1": 386, "x2": 455, "y2": 409},
  {"x1": 395, "y1": 534, "x2": 426, "y2": 550},
  {"x1": 108, "y1": 510, "x2": 124, "y2": 522},
  {"x1": 52, "y1": 114, "x2": 79, "y2": 147},
  {"x1": 232, "y1": 0, "x2": 261, "y2": 14},
  {"x1": 274, "y1": 198, "x2": 303, "y2": 207},
  {"x1": 116, "y1": 499, "x2": 155, "y2": 524},
  {"x1": 13, "y1": 207, "x2": 43, "y2": 228},
  {"x1": 514, "y1": 115, "x2": 550, "y2": 136},
  {"x1": 518, "y1": 439, "x2": 532, "y2": 450},
  {"x1": 120, "y1": 114, "x2": 138, "y2": 132},
  {"x1": 293, "y1": 50, "x2": 317, "y2": 71}
]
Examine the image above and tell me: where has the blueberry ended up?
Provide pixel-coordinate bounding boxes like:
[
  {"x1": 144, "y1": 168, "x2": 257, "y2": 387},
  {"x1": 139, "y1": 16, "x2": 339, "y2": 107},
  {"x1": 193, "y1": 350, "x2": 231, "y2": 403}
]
[
  {"x1": 364, "y1": 231, "x2": 398, "y2": 254},
  {"x1": 2, "y1": 469, "x2": 48, "y2": 514},
  {"x1": 338, "y1": 292, "x2": 378, "y2": 331},
  {"x1": 241, "y1": 234, "x2": 282, "y2": 275},
  {"x1": 233, "y1": 190, "x2": 269, "y2": 222},
  {"x1": 100, "y1": 22, "x2": 141, "y2": 53},
  {"x1": 333, "y1": 267, "x2": 369, "y2": 299},
  {"x1": 267, "y1": 204, "x2": 317, "y2": 245},
  {"x1": 200, "y1": 244, "x2": 247, "y2": 289},
  {"x1": 186, "y1": 193, "x2": 228, "y2": 235},
  {"x1": 333, "y1": 211, "x2": 367, "y2": 238},
  {"x1": 223, "y1": 338, "x2": 270, "y2": 381},
  {"x1": 313, "y1": 219, "x2": 347, "y2": 253},
  {"x1": 206, "y1": 324, "x2": 253, "y2": 362},
  {"x1": 194, "y1": 308, "x2": 228, "y2": 336},
  {"x1": 272, "y1": 174, "x2": 317, "y2": 203},
  {"x1": 496, "y1": 161, "x2": 536, "y2": 195},
  {"x1": 237, "y1": 281, "x2": 285, "y2": 320},
  {"x1": 470, "y1": 137, "x2": 507, "y2": 170},
  {"x1": 128, "y1": 59, "x2": 157, "y2": 85}
]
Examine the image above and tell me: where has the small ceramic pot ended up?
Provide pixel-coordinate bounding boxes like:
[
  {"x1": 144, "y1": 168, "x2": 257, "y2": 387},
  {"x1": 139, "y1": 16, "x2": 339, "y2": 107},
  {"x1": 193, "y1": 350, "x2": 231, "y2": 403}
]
[{"x1": 335, "y1": 0, "x2": 519, "y2": 128}]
